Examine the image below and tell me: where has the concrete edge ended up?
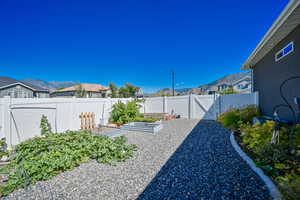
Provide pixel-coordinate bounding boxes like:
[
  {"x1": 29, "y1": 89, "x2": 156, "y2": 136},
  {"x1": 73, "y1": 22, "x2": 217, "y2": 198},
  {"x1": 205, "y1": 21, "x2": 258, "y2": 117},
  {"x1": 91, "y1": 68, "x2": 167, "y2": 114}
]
[{"x1": 229, "y1": 132, "x2": 282, "y2": 200}]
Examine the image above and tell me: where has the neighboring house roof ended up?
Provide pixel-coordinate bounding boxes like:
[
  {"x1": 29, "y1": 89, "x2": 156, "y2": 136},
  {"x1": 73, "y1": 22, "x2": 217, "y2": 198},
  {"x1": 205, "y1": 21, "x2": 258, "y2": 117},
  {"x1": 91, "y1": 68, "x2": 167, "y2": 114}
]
[
  {"x1": 136, "y1": 88, "x2": 144, "y2": 96},
  {"x1": 0, "y1": 77, "x2": 49, "y2": 92},
  {"x1": 243, "y1": 0, "x2": 300, "y2": 70},
  {"x1": 233, "y1": 75, "x2": 251, "y2": 86},
  {"x1": 217, "y1": 83, "x2": 230, "y2": 87},
  {"x1": 53, "y1": 83, "x2": 109, "y2": 93}
]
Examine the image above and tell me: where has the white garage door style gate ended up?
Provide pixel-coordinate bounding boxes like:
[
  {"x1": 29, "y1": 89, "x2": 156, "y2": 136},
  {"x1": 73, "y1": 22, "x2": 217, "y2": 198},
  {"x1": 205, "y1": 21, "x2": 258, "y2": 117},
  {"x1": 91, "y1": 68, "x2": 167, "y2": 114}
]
[
  {"x1": 142, "y1": 95, "x2": 217, "y2": 120},
  {"x1": 142, "y1": 93, "x2": 258, "y2": 120}
]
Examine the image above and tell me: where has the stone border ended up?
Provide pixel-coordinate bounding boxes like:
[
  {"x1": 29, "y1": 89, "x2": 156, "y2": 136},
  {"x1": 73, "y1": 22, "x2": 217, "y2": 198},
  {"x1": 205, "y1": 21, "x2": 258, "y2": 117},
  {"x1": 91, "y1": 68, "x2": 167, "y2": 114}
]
[{"x1": 229, "y1": 133, "x2": 282, "y2": 200}]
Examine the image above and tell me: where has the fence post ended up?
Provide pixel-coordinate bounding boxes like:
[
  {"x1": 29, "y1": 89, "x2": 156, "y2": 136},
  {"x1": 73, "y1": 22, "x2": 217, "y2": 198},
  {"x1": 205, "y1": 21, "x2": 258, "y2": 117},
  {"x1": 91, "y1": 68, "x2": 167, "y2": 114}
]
[
  {"x1": 0, "y1": 98, "x2": 4, "y2": 139},
  {"x1": 254, "y1": 92, "x2": 259, "y2": 106},
  {"x1": 189, "y1": 94, "x2": 194, "y2": 119},
  {"x1": 2, "y1": 96, "x2": 11, "y2": 147},
  {"x1": 163, "y1": 96, "x2": 167, "y2": 113},
  {"x1": 215, "y1": 94, "x2": 221, "y2": 120},
  {"x1": 70, "y1": 97, "x2": 76, "y2": 130}
]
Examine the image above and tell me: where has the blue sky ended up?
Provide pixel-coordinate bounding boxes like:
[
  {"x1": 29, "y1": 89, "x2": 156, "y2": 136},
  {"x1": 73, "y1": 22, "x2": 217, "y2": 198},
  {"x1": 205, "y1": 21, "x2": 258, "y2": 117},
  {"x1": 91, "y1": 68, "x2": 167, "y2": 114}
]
[{"x1": 0, "y1": 0, "x2": 289, "y2": 93}]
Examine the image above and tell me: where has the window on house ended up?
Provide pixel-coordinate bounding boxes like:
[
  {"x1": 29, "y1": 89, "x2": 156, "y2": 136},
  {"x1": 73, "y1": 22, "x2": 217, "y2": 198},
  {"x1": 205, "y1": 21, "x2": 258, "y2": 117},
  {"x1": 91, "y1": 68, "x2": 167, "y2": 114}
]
[{"x1": 275, "y1": 42, "x2": 294, "y2": 62}]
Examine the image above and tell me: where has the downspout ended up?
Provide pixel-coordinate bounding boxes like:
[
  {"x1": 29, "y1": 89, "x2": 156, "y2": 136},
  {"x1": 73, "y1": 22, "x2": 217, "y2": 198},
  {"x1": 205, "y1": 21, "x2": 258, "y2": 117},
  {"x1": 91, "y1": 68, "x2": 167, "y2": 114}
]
[{"x1": 250, "y1": 66, "x2": 254, "y2": 93}]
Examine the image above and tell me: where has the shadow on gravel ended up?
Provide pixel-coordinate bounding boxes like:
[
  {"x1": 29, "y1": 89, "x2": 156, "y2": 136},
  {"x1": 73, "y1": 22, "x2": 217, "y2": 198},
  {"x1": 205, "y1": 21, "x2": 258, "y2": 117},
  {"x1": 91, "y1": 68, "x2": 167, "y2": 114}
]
[{"x1": 137, "y1": 120, "x2": 270, "y2": 200}]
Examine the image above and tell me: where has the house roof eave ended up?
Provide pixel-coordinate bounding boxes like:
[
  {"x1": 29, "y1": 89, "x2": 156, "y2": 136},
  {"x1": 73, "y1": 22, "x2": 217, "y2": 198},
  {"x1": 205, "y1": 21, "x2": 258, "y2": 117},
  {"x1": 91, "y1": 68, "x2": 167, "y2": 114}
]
[
  {"x1": 0, "y1": 82, "x2": 49, "y2": 92},
  {"x1": 242, "y1": 0, "x2": 300, "y2": 70}
]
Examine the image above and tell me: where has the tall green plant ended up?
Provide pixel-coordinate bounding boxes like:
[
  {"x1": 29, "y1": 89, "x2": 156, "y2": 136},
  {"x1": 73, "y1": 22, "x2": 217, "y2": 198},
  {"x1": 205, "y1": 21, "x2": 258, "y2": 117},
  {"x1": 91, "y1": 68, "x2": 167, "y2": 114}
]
[
  {"x1": 109, "y1": 82, "x2": 119, "y2": 98},
  {"x1": 0, "y1": 139, "x2": 8, "y2": 160},
  {"x1": 119, "y1": 83, "x2": 139, "y2": 98},
  {"x1": 75, "y1": 84, "x2": 87, "y2": 98},
  {"x1": 110, "y1": 101, "x2": 141, "y2": 124},
  {"x1": 40, "y1": 115, "x2": 52, "y2": 136}
]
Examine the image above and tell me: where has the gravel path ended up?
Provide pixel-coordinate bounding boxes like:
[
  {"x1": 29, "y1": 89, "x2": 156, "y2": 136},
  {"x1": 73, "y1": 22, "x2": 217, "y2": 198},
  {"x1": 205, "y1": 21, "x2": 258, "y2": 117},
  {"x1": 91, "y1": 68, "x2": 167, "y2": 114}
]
[{"x1": 4, "y1": 120, "x2": 270, "y2": 200}]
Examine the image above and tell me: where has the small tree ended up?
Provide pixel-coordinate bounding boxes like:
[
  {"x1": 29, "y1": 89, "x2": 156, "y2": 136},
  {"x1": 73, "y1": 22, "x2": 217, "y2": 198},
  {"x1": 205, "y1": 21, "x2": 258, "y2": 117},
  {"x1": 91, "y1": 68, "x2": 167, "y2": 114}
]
[
  {"x1": 40, "y1": 115, "x2": 52, "y2": 136},
  {"x1": 119, "y1": 83, "x2": 139, "y2": 98},
  {"x1": 119, "y1": 87, "x2": 130, "y2": 98},
  {"x1": 75, "y1": 84, "x2": 87, "y2": 98},
  {"x1": 125, "y1": 83, "x2": 139, "y2": 97},
  {"x1": 109, "y1": 82, "x2": 118, "y2": 98}
]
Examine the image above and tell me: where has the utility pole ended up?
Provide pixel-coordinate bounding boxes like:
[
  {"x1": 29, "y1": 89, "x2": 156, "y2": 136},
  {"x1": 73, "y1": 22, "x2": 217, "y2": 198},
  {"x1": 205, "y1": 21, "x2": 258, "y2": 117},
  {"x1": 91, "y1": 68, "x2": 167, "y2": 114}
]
[{"x1": 172, "y1": 70, "x2": 175, "y2": 96}]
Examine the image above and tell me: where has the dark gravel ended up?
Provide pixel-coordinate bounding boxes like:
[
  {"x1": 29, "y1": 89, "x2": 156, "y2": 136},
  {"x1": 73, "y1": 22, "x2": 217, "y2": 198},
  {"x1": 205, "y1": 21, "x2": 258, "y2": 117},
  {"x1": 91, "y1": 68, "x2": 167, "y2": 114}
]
[{"x1": 3, "y1": 120, "x2": 271, "y2": 200}]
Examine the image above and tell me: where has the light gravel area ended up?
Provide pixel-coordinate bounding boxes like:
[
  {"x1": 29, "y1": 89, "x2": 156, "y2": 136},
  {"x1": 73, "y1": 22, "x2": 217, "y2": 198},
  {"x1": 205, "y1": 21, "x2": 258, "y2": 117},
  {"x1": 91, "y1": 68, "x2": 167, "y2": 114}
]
[{"x1": 3, "y1": 120, "x2": 270, "y2": 200}]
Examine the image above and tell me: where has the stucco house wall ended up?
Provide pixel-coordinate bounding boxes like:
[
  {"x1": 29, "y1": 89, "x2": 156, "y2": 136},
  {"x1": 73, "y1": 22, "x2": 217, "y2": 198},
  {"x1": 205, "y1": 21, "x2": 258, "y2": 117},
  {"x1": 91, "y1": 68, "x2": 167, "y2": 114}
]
[{"x1": 253, "y1": 25, "x2": 300, "y2": 121}]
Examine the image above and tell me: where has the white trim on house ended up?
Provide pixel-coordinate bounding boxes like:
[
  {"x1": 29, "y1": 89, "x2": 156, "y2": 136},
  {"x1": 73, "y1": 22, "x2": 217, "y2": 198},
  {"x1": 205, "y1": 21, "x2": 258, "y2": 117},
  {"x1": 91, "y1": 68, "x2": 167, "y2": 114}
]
[
  {"x1": 275, "y1": 41, "x2": 294, "y2": 62},
  {"x1": 243, "y1": 0, "x2": 300, "y2": 70}
]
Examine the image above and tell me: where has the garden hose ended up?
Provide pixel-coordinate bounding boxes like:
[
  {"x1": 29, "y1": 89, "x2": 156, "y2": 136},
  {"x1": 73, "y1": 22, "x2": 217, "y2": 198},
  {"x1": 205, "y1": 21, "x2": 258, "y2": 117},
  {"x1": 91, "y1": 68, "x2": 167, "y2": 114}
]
[{"x1": 272, "y1": 76, "x2": 300, "y2": 152}]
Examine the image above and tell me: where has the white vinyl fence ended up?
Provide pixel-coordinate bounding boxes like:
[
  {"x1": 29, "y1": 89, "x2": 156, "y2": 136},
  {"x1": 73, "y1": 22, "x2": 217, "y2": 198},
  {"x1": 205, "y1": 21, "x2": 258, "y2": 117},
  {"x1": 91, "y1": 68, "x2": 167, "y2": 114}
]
[
  {"x1": 0, "y1": 92, "x2": 258, "y2": 146},
  {"x1": 141, "y1": 92, "x2": 259, "y2": 120}
]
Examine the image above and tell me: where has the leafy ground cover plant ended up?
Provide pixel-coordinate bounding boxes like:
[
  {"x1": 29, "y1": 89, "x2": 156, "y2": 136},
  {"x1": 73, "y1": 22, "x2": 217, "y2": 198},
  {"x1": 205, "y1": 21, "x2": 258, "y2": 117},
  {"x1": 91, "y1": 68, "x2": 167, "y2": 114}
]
[{"x1": 0, "y1": 131, "x2": 137, "y2": 196}]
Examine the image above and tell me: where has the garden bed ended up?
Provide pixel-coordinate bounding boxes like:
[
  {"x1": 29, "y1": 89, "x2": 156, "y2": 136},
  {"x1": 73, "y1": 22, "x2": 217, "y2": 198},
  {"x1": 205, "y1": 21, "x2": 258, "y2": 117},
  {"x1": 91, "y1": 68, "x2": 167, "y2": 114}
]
[
  {"x1": 218, "y1": 106, "x2": 300, "y2": 200},
  {"x1": 0, "y1": 130, "x2": 137, "y2": 197},
  {"x1": 121, "y1": 120, "x2": 163, "y2": 133}
]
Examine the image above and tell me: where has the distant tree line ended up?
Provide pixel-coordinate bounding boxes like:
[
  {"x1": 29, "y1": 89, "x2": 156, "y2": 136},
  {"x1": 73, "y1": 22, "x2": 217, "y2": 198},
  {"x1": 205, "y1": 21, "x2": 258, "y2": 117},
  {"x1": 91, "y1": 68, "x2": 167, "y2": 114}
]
[{"x1": 109, "y1": 82, "x2": 140, "y2": 98}]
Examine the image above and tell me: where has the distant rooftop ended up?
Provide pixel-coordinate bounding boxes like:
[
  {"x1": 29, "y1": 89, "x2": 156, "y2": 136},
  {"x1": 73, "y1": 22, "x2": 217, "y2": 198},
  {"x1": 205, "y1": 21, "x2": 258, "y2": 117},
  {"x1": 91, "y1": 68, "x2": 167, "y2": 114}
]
[
  {"x1": 0, "y1": 76, "x2": 49, "y2": 92},
  {"x1": 54, "y1": 83, "x2": 109, "y2": 93}
]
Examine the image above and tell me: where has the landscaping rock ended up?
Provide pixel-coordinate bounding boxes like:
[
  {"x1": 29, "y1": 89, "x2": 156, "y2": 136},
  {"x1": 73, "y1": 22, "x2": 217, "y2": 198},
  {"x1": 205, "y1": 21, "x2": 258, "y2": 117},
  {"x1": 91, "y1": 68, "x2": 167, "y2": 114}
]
[{"x1": 3, "y1": 120, "x2": 271, "y2": 200}]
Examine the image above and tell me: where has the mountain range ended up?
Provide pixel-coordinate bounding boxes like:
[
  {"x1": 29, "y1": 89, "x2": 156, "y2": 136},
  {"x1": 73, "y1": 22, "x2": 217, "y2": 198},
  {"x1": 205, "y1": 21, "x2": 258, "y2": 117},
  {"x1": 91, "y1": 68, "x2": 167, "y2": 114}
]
[
  {"x1": 155, "y1": 72, "x2": 250, "y2": 96},
  {"x1": 23, "y1": 71, "x2": 249, "y2": 94}
]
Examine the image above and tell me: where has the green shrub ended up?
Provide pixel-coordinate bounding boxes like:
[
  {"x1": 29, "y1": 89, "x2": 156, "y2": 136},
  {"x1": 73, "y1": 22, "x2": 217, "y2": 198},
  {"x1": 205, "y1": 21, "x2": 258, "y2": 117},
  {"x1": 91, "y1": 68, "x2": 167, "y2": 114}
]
[
  {"x1": 240, "y1": 120, "x2": 276, "y2": 153},
  {"x1": 110, "y1": 101, "x2": 142, "y2": 125},
  {"x1": 277, "y1": 173, "x2": 300, "y2": 200},
  {"x1": 239, "y1": 105, "x2": 261, "y2": 124},
  {"x1": 132, "y1": 117, "x2": 161, "y2": 123},
  {"x1": 218, "y1": 109, "x2": 241, "y2": 130},
  {"x1": 2, "y1": 131, "x2": 137, "y2": 195},
  {"x1": 218, "y1": 105, "x2": 260, "y2": 131},
  {"x1": 255, "y1": 143, "x2": 290, "y2": 169},
  {"x1": 40, "y1": 115, "x2": 52, "y2": 136},
  {"x1": 219, "y1": 88, "x2": 239, "y2": 95},
  {"x1": 240, "y1": 121, "x2": 300, "y2": 199},
  {"x1": 0, "y1": 139, "x2": 7, "y2": 160}
]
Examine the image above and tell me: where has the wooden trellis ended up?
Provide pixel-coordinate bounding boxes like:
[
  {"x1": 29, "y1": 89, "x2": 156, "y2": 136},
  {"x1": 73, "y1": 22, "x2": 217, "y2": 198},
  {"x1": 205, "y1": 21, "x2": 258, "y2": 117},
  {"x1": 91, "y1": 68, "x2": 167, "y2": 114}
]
[{"x1": 79, "y1": 112, "x2": 96, "y2": 130}]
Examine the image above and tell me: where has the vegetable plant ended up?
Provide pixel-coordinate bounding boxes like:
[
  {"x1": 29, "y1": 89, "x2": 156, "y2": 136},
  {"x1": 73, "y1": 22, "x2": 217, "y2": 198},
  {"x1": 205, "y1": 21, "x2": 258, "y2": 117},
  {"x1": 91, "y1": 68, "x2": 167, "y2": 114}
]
[{"x1": 0, "y1": 130, "x2": 137, "y2": 196}]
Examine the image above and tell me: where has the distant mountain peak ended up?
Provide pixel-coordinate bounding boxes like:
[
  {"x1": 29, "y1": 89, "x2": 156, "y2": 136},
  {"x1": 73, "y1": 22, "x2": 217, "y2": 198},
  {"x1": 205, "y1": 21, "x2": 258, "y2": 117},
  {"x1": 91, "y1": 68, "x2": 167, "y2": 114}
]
[
  {"x1": 155, "y1": 72, "x2": 250, "y2": 95},
  {"x1": 22, "y1": 79, "x2": 79, "y2": 90}
]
